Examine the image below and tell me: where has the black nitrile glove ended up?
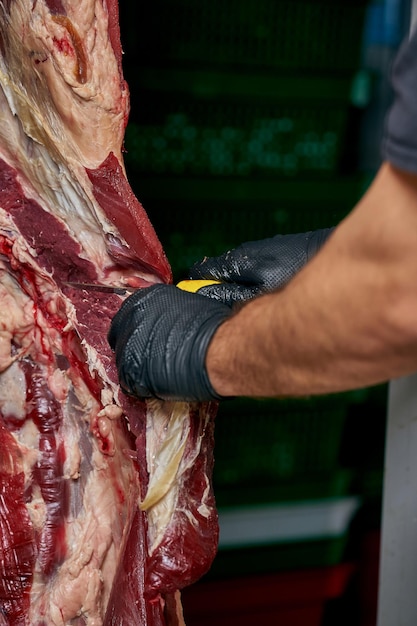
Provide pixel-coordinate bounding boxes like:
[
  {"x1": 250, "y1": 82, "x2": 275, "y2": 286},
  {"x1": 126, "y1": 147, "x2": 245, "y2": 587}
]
[
  {"x1": 108, "y1": 284, "x2": 232, "y2": 402},
  {"x1": 189, "y1": 228, "x2": 334, "y2": 305}
]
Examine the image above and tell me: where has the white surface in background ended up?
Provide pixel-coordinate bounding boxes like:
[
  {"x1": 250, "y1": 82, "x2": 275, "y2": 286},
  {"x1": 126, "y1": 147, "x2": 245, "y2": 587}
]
[{"x1": 218, "y1": 497, "x2": 361, "y2": 549}]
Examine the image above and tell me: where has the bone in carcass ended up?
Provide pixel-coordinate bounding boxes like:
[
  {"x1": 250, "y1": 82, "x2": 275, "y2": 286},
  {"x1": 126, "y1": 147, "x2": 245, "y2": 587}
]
[{"x1": 0, "y1": 1, "x2": 219, "y2": 624}]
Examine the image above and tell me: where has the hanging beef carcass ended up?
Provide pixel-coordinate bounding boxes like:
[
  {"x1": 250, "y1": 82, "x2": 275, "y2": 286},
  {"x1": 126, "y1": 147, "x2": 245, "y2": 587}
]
[{"x1": 0, "y1": 1, "x2": 219, "y2": 624}]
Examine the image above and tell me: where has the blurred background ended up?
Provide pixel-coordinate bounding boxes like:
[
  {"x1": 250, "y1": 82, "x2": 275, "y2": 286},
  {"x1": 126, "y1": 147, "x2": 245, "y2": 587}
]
[{"x1": 119, "y1": 1, "x2": 411, "y2": 624}]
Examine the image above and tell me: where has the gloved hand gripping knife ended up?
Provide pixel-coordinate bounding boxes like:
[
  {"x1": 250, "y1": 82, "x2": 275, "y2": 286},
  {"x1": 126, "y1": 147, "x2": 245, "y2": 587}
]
[
  {"x1": 108, "y1": 280, "x2": 231, "y2": 402},
  {"x1": 109, "y1": 228, "x2": 334, "y2": 403},
  {"x1": 189, "y1": 228, "x2": 334, "y2": 306}
]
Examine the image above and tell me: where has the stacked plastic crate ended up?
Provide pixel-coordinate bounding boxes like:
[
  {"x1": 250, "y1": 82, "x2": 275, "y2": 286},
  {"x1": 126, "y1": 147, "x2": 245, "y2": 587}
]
[
  {"x1": 178, "y1": 396, "x2": 360, "y2": 626},
  {"x1": 120, "y1": 1, "x2": 369, "y2": 624},
  {"x1": 212, "y1": 398, "x2": 358, "y2": 573},
  {"x1": 121, "y1": 0, "x2": 368, "y2": 276}
]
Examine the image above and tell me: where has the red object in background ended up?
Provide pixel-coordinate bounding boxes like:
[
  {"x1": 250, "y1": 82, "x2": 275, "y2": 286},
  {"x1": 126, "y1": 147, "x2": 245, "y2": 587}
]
[
  {"x1": 181, "y1": 563, "x2": 355, "y2": 626},
  {"x1": 359, "y1": 530, "x2": 381, "y2": 626}
]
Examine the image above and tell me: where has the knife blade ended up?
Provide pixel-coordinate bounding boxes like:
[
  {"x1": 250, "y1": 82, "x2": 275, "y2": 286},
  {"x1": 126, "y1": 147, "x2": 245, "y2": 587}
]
[{"x1": 65, "y1": 279, "x2": 221, "y2": 296}]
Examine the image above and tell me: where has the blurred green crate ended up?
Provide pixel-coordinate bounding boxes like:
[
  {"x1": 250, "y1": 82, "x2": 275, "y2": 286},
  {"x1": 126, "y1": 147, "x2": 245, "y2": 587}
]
[
  {"x1": 159, "y1": 212, "x2": 345, "y2": 280},
  {"x1": 213, "y1": 397, "x2": 351, "y2": 507},
  {"x1": 207, "y1": 536, "x2": 350, "y2": 579},
  {"x1": 123, "y1": 0, "x2": 367, "y2": 73},
  {"x1": 214, "y1": 469, "x2": 353, "y2": 508},
  {"x1": 139, "y1": 194, "x2": 357, "y2": 280},
  {"x1": 125, "y1": 82, "x2": 350, "y2": 180}
]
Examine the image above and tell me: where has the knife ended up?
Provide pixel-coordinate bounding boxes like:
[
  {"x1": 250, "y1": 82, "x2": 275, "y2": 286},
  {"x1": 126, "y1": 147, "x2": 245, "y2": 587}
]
[{"x1": 65, "y1": 279, "x2": 220, "y2": 295}]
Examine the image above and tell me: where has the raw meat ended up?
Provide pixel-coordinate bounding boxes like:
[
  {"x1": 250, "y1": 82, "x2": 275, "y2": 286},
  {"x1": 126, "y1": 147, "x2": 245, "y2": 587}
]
[{"x1": 0, "y1": 1, "x2": 219, "y2": 624}]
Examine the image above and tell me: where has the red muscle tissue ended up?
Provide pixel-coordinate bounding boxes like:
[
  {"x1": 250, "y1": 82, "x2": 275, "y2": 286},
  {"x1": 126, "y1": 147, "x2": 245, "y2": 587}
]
[{"x1": 0, "y1": 1, "x2": 218, "y2": 624}]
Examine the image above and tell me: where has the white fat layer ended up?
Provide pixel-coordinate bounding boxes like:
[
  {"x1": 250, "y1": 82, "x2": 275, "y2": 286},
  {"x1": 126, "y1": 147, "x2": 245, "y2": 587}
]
[
  {"x1": 97, "y1": 403, "x2": 123, "y2": 421},
  {"x1": 11, "y1": 421, "x2": 40, "y2": 482},
  {"x1": 26, "y1": 486, "x2": 47, "y2": 532},
  {"x1": 141, "y1": 401, "x2": 190, "y2": 512},
  {"x1": 0, "y1": 266, "x2": 35, "y2": 371},
  {"x1": 1, "y1": 0, "x2": 126, "y2": 168},
  {"x1": 0, "y1": 0, "x2": 155, "y2": 283},
  {"x1": 30, "y1": 0, "x2": 127, "y2": 167},
  {"x1": 0, "y1": 82, "x2": 116, "y2": 275},
  {"x1": 143, "y1": 400, "x2": 212, "y2": 553},
  {"x1": 48, "y1": 368, "x2": 70, "y2": 402},
  {"x1": 0, "y1": 359, "x2": 26, "y2": 419},
  {"x1": 0, "y1": 1, "x2": 162, "y2": 286},
  {"x1": 197, "y1": 472, "x2": 212, "y2": 518}
]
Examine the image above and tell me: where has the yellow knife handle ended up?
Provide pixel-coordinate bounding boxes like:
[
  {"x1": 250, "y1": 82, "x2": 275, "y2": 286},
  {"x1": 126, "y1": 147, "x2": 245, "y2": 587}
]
[{"x1": 176, "y1": 279, "x2": 221, "y2": 293}]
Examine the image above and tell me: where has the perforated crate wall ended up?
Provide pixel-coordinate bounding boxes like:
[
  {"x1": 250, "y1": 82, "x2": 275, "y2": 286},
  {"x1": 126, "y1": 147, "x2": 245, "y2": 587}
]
[
  {"x1": 213, "y1": 397, "x2": 351, "y2": 506},
  {"x1": 142, "y1": 194, "x2": 354, "y2": 280},
  {"x1": 125, "y1": 93, "x2": 349, "y2": 179},
  {"x1": 124, "y1": 0, "x2": 368, "y2": 74}
]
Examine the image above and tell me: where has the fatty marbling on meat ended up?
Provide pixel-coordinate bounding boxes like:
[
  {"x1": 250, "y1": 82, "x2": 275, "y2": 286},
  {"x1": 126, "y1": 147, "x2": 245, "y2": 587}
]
[{"x1": 0, "y1": 1, "x2": 219, "y2": 624}]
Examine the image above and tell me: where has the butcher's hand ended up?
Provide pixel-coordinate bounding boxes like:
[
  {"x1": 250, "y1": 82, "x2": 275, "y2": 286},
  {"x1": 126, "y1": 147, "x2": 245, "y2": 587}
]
[
  {"x1": 108, "y1": 284, "x2": 232, "y2": 402},
  {"x1": 189, "y1": 228, "x2": 334, "y2": 305}
]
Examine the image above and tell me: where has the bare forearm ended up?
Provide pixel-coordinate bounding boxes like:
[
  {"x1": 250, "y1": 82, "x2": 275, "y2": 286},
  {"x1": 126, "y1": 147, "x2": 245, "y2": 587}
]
[{"x1": 207, "y1": 163, "x2": 417, "y2": 397}]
